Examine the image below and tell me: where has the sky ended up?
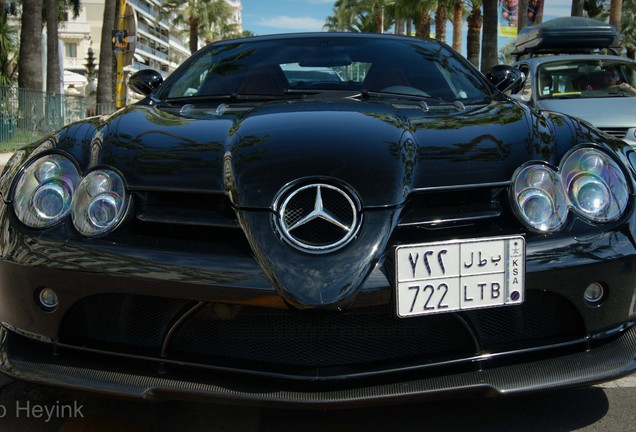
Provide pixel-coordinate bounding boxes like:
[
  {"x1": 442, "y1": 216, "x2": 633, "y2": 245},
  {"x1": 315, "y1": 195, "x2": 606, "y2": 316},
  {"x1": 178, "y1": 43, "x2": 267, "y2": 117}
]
[{"x1": 240, "y1": 0, "x2": 574, "y2": 56}]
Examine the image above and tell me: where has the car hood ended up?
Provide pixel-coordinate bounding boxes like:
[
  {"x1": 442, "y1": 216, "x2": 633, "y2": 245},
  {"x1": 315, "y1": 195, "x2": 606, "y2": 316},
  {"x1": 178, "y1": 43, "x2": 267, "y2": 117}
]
[
  {"x1": 70, "y1": 99, "x2": 563, "y2": 210},
  {"x1": 537, "y1": 97, "x2": 636, "y2": 129}
]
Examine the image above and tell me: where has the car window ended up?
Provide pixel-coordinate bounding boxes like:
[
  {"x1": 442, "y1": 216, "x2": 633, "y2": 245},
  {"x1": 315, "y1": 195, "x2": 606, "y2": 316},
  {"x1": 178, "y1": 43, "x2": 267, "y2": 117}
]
[
  {"x1": 159, "y1": 37, "x2": 492, "y2": 102},
  {"x1": 536, "y1": 59, "x2": 636, "y2": 99}
]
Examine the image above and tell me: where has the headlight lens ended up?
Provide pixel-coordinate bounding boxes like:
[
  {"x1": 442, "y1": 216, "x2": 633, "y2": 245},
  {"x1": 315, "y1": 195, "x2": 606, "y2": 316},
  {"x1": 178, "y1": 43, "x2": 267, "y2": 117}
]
[
  {"x1": 561, "y1": 148, "x2": 629, "y2": 222},
  {"x1": 512, "y1": 164, "x2": 568, "y2": 233},
  {"x1": 12, "y1": 154, "x2": 80, "y2": 228},
  {"x1": 72, "y1": 170, "x2": 128, "y2": 237},
  {"x1": 512, "y1": 146, "x2": 630, "y2": 232}
]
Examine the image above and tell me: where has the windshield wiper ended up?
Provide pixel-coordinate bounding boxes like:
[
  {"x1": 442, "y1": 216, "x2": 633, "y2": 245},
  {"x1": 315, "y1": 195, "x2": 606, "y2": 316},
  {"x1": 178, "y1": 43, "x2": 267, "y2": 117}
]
[{"x1": 360, "y1": 90, "x2": 445, "y2": 103}]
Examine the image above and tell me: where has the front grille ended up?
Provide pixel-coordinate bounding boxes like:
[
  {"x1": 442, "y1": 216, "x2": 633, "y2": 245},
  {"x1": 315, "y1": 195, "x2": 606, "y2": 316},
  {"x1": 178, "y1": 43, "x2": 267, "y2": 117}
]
[
  {"x1": 134, "y1": 191, "x2": 238, "y2": 228},
  {"x1": 398, "y1": 186, "x2": 507, "y2": 229},
  {"x1": 58, "y1": 291, "x2": 585, "y2": 377},
  {"x1": 119, "y1": 190, "x2": 252, "y2": 254},
  {"x1": 170, "y1": 305, "x2": 472, "y2": 369}
]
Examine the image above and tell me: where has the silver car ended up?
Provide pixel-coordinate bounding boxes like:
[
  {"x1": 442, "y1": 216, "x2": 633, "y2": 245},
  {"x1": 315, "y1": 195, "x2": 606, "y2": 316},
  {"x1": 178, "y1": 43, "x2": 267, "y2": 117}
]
[{"x1": 513, "y1": 55, "x2": 636, "y2": 146}]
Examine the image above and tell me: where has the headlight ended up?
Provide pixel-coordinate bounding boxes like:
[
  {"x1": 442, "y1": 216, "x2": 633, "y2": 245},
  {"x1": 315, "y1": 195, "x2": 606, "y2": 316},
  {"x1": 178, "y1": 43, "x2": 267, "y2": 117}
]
[
  {"x1": 12, "y1": 154, "x2": 80, "y2": 228},
  {"x1": 511, "y1": 164, "x2": 568, "y2": 233},
  {"x1": 511, "y1": 146, "x2": 630, "y2": 233},
  {"x1": 72, "y1": 170, "x2": 128, "y2": 237},
  {"x1": 560, "y1": 148, "x2": 629, "y2": 222}
]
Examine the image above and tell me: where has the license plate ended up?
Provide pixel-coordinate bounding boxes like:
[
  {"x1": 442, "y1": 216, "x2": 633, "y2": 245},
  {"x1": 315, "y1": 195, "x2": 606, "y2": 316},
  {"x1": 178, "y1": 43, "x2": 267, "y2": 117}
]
[{"x1": 395, "y1": 236, "x2": 525, "y2": 318}]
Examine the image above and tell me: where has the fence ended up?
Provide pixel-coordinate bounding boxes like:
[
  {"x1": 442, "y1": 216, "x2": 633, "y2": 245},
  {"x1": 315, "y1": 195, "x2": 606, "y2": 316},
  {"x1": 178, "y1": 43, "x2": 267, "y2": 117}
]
[{"x1": 0, "y1": 86, "x2": 116, "y2": 152}]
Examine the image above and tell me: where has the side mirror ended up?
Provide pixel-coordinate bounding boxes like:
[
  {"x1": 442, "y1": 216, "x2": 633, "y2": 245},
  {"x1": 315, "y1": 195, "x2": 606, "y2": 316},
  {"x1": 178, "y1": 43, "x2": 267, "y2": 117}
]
[
  {"x1": 487, "y1": 65, "x2": 525, "y2": 93},
  {"x1": 128, "y1": 69, "x2": 164, "y2": 96}
]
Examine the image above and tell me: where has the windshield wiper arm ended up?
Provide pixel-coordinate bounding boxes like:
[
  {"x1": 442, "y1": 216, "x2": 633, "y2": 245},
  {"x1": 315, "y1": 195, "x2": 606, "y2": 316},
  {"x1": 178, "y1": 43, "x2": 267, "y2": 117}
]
[{"x1": 360, "y1": 90, "x2": 444, "y2": 102}]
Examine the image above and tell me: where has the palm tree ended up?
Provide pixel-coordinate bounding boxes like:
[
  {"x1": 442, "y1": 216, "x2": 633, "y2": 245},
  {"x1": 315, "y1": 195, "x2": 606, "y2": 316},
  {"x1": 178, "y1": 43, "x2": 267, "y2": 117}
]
[
  {"x1": 203, "y1": 13, "x2": 239, "y2": 43},
  {"x1": 158, "y1": 0, "x2": 232, "y2": 54},
  {"x1": 324, "y1": 0, "x2": 355, "y2": 31},
  {"x1": 366, "y1": 0, "x2": 393, "y2": 33},
  {"x1": 46, "y1": 1, "x2": 82, "y2": 94},
  {"x1": 609, "y1": 0, "x2": 622, "y2": 34},
  {"x1": 325, "y1": 0, "x2": 390, "y2": 33},
  {"x1": 46, "y1": 0, "x2": 60, "y2": 93},
  {"x1": 466, "y1": 0, "x2": 482, "y2": 67},
  {"x1": 435, "y1": 0, "x2": 453, "y2": 42},
  {"x1": 451, "y1": 0, "x2": 463, "y2": 52},
  {"x1": 0, "y1": 9, "x2": 17, "y2": 85},
  {"x1": 97, "y1": 0, "x2": 116, "y2": 106},
  {"x1": 394, "y1": 0, "x2": 435, "y2": 38},
  {"x1": 390, "y1": 0, "x2": 416, "y2": 35},
  {"x1": 480, "y1": 0, "x2": 498, "y2": 73},
  {"x1": 18, "y1": 0, "x2": 43, "y2": 91},
  {"x1": 498, "y1": 40, "x2": 515, "y2": 64}
]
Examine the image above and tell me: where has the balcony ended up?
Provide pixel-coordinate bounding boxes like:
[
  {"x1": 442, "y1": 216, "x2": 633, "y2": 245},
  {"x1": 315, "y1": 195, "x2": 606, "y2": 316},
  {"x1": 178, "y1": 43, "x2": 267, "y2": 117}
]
[
  {"x1": 58, "y1": 21, "x2": 91, "y2": 38},
  {"x1": 63, "y1": 57, "x2": 86, "y2": 68}
]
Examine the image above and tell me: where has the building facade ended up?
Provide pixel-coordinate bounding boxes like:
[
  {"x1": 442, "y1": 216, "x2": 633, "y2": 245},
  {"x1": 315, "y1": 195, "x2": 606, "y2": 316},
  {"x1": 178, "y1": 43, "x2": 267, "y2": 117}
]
[{"x1": 58, "y1": 0, "x2": 243, "y2": 93}]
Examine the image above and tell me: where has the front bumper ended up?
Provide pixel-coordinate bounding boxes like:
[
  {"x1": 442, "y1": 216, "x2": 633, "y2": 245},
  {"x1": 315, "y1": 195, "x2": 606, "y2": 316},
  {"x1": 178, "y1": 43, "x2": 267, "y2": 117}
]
[
  {"x1": 2, "y1": 323, "x2": 636, "y2": 408},
  {"x1": 1, "y1": 209, "x2": 636, "y2": 406}
]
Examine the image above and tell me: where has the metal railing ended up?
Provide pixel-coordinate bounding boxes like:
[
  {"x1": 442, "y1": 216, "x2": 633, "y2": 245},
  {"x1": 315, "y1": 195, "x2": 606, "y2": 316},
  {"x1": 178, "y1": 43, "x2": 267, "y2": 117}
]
[{"x1": 0, "y1": 86, "x2": 116, "y2": 152}]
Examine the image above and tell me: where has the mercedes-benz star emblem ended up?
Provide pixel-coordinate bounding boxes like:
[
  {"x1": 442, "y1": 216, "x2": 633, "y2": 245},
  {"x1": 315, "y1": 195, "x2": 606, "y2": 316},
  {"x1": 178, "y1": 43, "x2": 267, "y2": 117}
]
[{"x1": 276, "y1": 183, "x2": 360, "y2": 253}]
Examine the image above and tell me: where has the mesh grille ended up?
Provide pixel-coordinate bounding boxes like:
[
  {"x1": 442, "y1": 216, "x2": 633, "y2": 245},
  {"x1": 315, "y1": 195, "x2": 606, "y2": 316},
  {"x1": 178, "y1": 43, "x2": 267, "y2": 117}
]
[
  {"x1": 170, "y1": 305, "x2": 472, "y2": 368},
  {"x1": 58, "y1": 291, "x2": 585, "y2": 375},
  {"x1": 289, "y1": 218, "x2": 351, "y2": 246},
  {"x1": 462, "y1": 291, "x2": 584, "y2": 350},
  {"x1": 60, "y1": 294, "x2": 191, "y2": 354}
]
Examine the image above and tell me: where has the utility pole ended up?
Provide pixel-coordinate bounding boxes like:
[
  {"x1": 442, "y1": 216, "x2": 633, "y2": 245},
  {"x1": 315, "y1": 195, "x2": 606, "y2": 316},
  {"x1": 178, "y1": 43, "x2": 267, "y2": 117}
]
[{"x1": 115, "y1": 0, "x2": 127, "y2": 109}]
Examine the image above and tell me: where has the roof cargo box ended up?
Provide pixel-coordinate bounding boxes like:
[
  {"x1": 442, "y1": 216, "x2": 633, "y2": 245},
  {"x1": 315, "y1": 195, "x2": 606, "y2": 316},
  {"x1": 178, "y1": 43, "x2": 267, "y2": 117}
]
[{"x1": 514, "y1": 17, "x2": 617, "y2": 57}]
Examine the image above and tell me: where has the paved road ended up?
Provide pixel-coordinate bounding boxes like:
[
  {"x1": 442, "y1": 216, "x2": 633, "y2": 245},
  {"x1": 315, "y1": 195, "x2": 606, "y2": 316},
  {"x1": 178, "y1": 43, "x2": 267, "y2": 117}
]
[{"x1": 0, "y1": 374, "x2": 634, "y2": 431}]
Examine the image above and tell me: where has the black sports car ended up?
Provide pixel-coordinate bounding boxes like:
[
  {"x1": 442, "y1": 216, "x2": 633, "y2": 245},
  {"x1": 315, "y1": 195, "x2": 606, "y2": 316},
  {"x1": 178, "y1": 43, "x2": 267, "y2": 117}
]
[{"x1": 1, "y1": 33, "x2": 636, "y2": 407}]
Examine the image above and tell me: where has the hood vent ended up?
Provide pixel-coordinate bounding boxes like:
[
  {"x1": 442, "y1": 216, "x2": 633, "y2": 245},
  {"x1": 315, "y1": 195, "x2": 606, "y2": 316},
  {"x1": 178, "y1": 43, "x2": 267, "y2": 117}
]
[
  {"x1": 598, "y1": 127, "x2": 629, "y2": 140},
  {"x1": 159, "y1": 103, "x2": 256, "y2": 118},
  {"x1": 391, "y1": 102, "x2": 487, "y2": 113}
]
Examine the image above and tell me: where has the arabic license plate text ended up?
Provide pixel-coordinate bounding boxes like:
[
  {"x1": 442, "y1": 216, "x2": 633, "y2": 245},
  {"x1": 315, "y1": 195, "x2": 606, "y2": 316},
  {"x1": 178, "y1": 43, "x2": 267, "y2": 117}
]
[{"x1": 395, "y1": 236, "x2": 525, "y2": 318}]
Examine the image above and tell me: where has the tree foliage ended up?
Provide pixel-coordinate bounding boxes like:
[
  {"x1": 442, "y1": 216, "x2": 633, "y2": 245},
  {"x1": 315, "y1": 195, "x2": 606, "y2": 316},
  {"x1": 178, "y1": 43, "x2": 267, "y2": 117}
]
[
  {"x1": 0, "y1": 11, "x2": 18, "y2": 85},
  {"x1": 158, "y1": 0, "x2": 237, "y2": 54}
]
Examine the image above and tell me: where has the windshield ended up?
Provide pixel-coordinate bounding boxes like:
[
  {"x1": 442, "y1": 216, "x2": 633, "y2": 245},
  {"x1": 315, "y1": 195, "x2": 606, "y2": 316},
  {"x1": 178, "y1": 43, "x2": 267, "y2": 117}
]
[
  {"x1": 158, "y1": 36, "x2": 491, "y2": 103},
  {"x1": 537, "y1": 59, "x2": 636, "y2": 100}
]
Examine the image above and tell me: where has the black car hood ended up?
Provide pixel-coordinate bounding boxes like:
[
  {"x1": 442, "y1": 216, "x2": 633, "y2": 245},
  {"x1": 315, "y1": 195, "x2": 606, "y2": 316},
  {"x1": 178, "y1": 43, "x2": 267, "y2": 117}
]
[{"x1": 84, "y1": 98, "x2": 561, "y2": 209}]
